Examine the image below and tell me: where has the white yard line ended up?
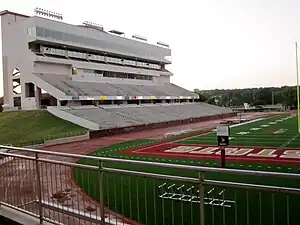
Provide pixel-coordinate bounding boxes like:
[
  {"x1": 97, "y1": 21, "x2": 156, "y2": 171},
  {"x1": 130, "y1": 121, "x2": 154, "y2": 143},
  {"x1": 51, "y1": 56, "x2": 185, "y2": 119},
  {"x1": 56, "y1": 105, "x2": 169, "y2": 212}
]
[
  {"x1": 280, "y1": 133, "x2": 300, "y2": 148},
  {"x1": 229, "y1": 118, "x2": 266, "y2": 128}
]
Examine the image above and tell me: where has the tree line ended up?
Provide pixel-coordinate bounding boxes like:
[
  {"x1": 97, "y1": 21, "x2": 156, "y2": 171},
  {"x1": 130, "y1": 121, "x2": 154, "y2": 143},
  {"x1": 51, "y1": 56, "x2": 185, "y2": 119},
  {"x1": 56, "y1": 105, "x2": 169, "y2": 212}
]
[{"x1": 194, "y1": 86, "x2": 297, "y2": 108}]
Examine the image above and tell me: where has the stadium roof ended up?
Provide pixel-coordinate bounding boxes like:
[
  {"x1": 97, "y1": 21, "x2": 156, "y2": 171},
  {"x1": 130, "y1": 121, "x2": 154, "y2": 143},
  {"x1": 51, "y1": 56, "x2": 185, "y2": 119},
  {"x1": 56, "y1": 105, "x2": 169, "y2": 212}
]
[{"x1": 0, "y1": 10, "x2": 29, "y2": 18}]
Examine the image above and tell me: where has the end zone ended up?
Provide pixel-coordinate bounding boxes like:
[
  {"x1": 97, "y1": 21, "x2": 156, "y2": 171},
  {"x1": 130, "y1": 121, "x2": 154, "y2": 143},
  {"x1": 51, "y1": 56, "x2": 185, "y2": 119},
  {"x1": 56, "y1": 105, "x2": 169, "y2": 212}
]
[{"x1": 122, "y1": 143, "x2": 300, "y2": 165}]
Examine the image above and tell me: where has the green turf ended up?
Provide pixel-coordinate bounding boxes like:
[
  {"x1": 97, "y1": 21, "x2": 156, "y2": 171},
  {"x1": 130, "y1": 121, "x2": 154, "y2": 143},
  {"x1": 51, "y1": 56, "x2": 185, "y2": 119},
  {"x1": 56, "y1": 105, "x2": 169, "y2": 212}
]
[
  {"x1": 0, "y1": 110, "x2": 87, "y2": 146},
  {"x1": 73, "y1": 114, "x2": 300, "y2": 225},
  {"x1": 178, "y1": 115, "x2": 300, "y2": 148}
]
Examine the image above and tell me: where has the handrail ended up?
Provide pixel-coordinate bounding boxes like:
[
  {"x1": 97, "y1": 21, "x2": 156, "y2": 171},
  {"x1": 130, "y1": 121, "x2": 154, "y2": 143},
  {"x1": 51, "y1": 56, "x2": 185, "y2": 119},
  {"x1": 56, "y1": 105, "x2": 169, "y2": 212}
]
[
  {"x1": 1, "y1": 145, "x2": 300, "y2": 180},
  {"x1": 1, "y1": 144, "x2": 300, "y2": 225}
]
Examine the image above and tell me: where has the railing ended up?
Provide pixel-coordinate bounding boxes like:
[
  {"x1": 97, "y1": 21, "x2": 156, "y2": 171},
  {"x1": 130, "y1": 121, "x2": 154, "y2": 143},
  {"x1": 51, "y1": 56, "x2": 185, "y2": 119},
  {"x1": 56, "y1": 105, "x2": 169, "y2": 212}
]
[
  {"x1": 1, "y1": 131, "x2": 89, "y2": 147},
  {"x1": 0, "y1": 145, "x2": 300, "y2": 225},
  {"x1": 43, "y1": 131, "x2": 88, "y2": 142}
]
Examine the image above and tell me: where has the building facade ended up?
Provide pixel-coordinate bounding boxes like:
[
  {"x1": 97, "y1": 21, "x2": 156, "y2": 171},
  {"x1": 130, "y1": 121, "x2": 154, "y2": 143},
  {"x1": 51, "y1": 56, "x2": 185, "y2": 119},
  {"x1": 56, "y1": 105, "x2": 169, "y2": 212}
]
[{"x1": 0, "y1": 10, "x2": 197, "y2": 110}]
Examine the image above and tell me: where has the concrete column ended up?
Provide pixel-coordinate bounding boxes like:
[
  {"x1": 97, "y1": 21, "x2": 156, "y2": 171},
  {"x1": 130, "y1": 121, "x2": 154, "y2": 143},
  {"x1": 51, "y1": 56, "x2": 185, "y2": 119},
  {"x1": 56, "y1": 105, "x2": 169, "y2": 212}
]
[
  {"x1": 2, "y1": 56, "x2": 14, "y2": 107},
  {"x1": 35, "y1": 86, "x2": 42, "y2": 109}
]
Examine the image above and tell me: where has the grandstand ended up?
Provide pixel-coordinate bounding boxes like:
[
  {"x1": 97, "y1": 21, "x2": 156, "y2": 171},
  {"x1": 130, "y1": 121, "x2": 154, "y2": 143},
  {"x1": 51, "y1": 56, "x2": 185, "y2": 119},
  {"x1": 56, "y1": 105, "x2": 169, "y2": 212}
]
[
  {"x1": 50, "y1": 103, "x2": 232, "y2": 130},
  {"x1": 0, "y1": 9, "x2": 232, "y2": 130}
]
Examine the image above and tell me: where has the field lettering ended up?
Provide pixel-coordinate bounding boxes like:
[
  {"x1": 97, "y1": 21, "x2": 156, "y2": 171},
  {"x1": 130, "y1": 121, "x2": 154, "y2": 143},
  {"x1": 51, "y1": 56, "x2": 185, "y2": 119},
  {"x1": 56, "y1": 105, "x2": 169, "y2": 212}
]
[
  {"x1": 215, "y1": 148, "x2": 253, "y2": 156},
  {"x1": 280, "y1": 150, "x2": 300, "y2": 159},
  {"x1": 248, "y1": 149, "x2": 277, "y2": 158},
  {"x1": 163, "y1": 145, "x2": 300, "y2": 160},
  {"x1": 165, "y1": 146, "x2": 199, "y2": 153},
  {"x1": 189, "y1": 147, "x2": 219, "y2": 154}
]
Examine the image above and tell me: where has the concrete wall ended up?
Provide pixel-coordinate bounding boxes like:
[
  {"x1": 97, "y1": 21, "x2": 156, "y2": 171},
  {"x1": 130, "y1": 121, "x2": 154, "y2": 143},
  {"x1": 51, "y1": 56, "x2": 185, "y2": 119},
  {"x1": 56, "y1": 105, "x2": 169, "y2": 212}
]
[
  {"x1": 34, "y1": 62, "x2": 71, "y2": 75},
  {"x1": 44, "y1": 132, "x2": 90, "y2": 146},
  {"x1": 72, "y1": 74, "x2": 156, "y2": 86},
  {"x1": 32, "y1": 16, "x2": 171, "y2": 63},
  {"x1": 47, "y1": 106, "x2": 99, "y2": 130},
  {"x1": 1, "y1": 13, "x2": 39, "y2": 110},
  {"x1": 35, "y1": 55, "x2": 171, "y2": 78},
  {"x1": 30, "y1": 74, "x2": 66, "y2": 99},
  {"x1": 89, "y1": 112, "x2": 237, "y2": 139},
  {"x1": 153, "y1": 75, "x2": 171, "y2": 84}
]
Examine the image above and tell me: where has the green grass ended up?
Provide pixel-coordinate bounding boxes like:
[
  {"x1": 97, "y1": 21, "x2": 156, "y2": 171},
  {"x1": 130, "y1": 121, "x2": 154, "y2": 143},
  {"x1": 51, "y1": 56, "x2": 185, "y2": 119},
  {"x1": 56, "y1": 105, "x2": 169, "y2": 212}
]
[
  {"x1": 74, "y1": 114, "x2": 300, "y2": 225},
  {"x1": 0, "y1": 110, "x2": 87, "y2": 146}
]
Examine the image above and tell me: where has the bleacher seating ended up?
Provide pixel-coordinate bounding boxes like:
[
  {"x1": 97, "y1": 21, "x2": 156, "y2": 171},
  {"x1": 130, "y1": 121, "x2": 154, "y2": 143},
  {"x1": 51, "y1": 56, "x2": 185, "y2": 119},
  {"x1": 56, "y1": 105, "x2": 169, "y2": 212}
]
[
  {"x1": 35, "y1": 74, "x2": 197, "y2": 97},
  {"x1": 59, "y1": 103, "x2": 232, "y2": 130}
]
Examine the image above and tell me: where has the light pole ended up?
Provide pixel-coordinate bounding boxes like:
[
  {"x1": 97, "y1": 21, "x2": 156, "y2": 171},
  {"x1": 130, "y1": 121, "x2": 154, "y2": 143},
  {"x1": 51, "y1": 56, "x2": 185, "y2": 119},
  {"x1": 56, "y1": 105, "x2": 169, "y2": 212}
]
[{"x1": 295, "y1": 42, "x2": 300, "y2": 133}]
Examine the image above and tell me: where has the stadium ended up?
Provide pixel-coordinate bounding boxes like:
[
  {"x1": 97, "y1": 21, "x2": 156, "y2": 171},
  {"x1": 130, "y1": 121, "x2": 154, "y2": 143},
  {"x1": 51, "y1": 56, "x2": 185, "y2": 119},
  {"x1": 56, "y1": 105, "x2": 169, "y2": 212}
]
[{"x1": 0, "y1": 7, "x2": 300, "y2": 225}]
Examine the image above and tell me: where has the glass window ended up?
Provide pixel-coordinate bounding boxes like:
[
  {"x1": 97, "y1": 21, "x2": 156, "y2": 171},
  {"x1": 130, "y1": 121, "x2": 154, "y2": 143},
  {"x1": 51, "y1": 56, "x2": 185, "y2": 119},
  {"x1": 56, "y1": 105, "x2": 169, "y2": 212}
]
[
  {"x1": 27, "y1": 27, "x2": 32, "y2": 36},
  {"x1": 98, "y1": 56, "x2": 105, "y2": 61},
  {"x1": 52, "y1": 31, "x2": 62, "y2": 40},
  {"x1": 44, "y1": 29, "x2": 52, "y2": 38},
  {"x1": 36, "y1": 27, "x2": 43, "y2": 37},
  {"x1": 61, "y1": 32, "x2": 68, "y2": 42}
]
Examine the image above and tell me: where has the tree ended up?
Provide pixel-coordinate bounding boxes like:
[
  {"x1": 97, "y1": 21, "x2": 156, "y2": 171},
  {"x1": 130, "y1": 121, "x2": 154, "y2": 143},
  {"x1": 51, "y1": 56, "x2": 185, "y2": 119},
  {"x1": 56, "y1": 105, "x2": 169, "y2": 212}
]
[
  {"x1": 194, "y1": 89, "x2": 209, "y2": 102},
  {"x1": 193, "y1": 85, "x2": 297, "y2": 107}
]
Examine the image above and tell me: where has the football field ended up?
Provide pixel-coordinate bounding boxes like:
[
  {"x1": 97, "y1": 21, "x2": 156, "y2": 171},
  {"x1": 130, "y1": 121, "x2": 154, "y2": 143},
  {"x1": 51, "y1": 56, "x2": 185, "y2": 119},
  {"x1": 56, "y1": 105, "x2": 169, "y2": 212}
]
[{"x1": 74, "y1": 114, "x2": 300, "y2": 225}]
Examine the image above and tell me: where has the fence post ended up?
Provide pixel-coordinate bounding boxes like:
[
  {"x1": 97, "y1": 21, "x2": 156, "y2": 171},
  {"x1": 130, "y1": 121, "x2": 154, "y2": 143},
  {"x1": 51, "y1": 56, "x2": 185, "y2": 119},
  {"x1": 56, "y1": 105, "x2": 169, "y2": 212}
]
[
  {"x1": 35, "y1": 153, "x2": 43, "y2": 224},
  {"x1": 98, "y1": 161, "x2": 105, "y2": 225},
  {"x1": 198, "y1": 172, "x2": 205, "y2": 225}
]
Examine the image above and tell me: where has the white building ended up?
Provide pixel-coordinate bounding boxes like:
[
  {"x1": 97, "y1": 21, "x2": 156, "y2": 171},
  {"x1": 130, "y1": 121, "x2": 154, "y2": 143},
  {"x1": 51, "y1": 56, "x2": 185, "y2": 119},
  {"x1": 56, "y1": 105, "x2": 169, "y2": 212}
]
[{"x1": 0, "y1": 9, "x2": 198, "y2": 111}]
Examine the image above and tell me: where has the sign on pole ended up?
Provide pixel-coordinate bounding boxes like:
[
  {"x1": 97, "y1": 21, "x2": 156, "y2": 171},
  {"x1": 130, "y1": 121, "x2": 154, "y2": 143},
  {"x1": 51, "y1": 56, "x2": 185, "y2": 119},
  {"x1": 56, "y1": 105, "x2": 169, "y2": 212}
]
[
  {"x1": 216, "y1": 124, "x2": 230, "y2": 146},
  {"x1": 216, "y1": 124, "x2": 230, "y2": 168}
]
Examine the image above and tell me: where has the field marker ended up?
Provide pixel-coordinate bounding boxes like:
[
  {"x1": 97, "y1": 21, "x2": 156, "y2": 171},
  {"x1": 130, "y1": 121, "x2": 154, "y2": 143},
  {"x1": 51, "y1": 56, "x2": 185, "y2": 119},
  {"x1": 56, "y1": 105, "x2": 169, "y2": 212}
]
[
  {"x1": 260, "y1": 125, "x2": 270, "y2": 127},
  {"x1": 250, "y1": 128, "x2": 261, "y2": 131},
  {"x1": 269, "y1": 122, "x2": 277, "y2": 125},
  {"x1": 230, "y1": 117, "x2": 266, "y2": 128},
  {"x1": 273, "y1": 129, "x2": 288, "y2": 134},
  {"x1": 237, "y1": 132, "x2": 250, "y2": 135},
  {"x1": 280, "y1": 133, "x2": 300, "y2": 147}
]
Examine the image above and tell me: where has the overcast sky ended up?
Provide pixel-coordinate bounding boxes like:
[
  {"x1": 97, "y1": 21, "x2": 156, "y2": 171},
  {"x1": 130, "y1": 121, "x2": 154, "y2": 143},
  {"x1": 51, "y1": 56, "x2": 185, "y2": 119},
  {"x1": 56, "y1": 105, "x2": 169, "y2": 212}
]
[{"x1": 1, "y1": 0, "x2": 300, "y2": 96}]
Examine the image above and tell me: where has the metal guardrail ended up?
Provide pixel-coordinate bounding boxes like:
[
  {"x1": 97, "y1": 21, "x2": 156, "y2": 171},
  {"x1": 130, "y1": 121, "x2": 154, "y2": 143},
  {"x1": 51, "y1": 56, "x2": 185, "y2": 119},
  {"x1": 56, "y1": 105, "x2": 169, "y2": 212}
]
[{"x1": 0, "y1": 145, "x2": 300, "y2": 225}]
